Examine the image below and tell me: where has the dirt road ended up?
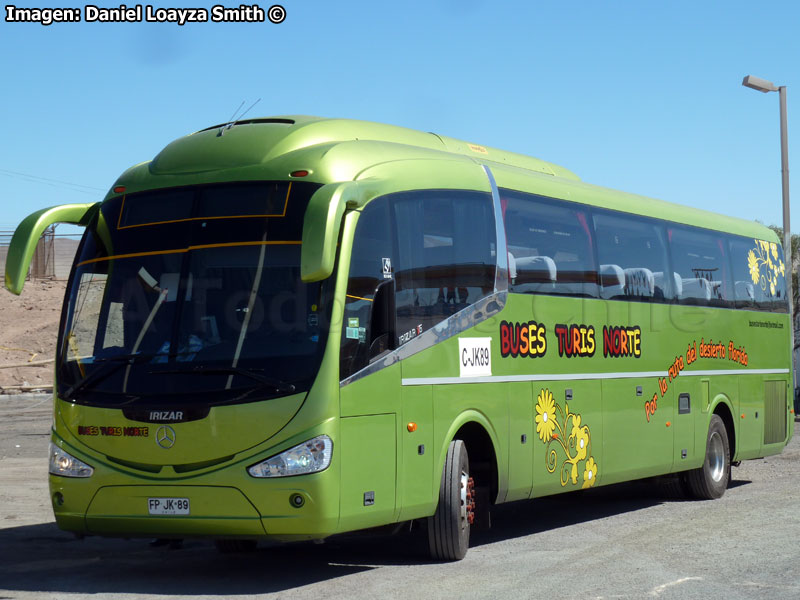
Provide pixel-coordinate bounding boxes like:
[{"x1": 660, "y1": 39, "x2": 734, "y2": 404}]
[{"x1": 0, "y1": 280, "x2": 66, "y2": 392}]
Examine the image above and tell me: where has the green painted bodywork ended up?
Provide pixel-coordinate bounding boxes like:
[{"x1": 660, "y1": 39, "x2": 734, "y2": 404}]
[
  {"x1": 6, "y1": 116, "x2": 791, "y2": 542},
  {"x1": 4, "y1": 203, "x2": 98, "y2": 294}
]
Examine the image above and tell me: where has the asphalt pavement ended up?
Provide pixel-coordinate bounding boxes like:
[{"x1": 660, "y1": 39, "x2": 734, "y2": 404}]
[{"x1": 1, "y1": 393, "x2": 799, "y2": 599}]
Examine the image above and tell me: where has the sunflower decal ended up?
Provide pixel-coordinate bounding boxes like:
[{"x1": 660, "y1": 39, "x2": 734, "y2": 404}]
[
  {"x1": 538, "y1": 388, "x2": 599, "y2": 489},
  {"x1": 535, "y1": 388, "x2": 557, "y2": 442},
  {"x1": 747, "y1": 250, "x2": 759, "y2": 283},
  {"x1": 748, "y1": 238, "x2": 785, "y2": 298}
]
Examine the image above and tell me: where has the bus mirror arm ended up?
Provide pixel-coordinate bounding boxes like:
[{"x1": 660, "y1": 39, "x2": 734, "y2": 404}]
[
  {"x1": 301, "y1": 180, "x2": 383, "y2": 282},
  {"x1": 4, "y1": 202, "x2": 100, "y2": 295},
  {"x1": 301, "y1": 183, "x2": 354, "y2": 282}
]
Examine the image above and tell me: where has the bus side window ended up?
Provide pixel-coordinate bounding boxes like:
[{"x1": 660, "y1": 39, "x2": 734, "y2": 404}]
[
  {"x1": 340, "y1": 199, "x2": 395, "y2": 379},
  {"x1": 728, "y1": 235, "x2": 788, "y2": 312},
  {"x1": 503, "y1": 191, "x2": 598, "y2": 298},
  {"x1": 668, "y1": 226, "x2": 734, "y2": 308},
  {"x1": 593, "y1": 211, "x2": 673, "y2": 302},
  {"x1": 392, "y1": 191, "x2": 496, "y2": 344}
]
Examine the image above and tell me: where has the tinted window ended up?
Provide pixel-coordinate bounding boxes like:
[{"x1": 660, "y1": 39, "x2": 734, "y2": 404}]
[
  {"x1": 117, "y1": 189, "x2": 194, "y2": 228},
  {"x1": 118, "y1": 182, "x2": 291, "y2": 228},
  {"x1": 340, "y1": 199, "x2": 395, "y2": 378},
  {"x1": 668, "y1": 226, "x2": 733, "y2": 307},
  {"x1": 393, "y1": 190, "x2": 496, "y2": 344},
  {"x1": 594, "y1": 211, "x2": 673, "y2": 301},
  {"x1": 503, "y1": 191, "x2": 598, "y2": 298},
  {"x1": 198, "y1": 182, "x2": 290, "y2": 218},
  {"x1": 496, "y1": 189, "x2": 788, "y2": 314},
  {"x1": 728, "y1": 235, "x2": 788, "y2": 312},
  {"x1": 57, "y1": 181, "x2": 331, "y2": 407}
]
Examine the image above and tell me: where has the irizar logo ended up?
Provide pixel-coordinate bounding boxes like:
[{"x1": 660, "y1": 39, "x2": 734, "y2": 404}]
[{"x1": 149, "y1": 411, "x2": 184, "y2": 421}]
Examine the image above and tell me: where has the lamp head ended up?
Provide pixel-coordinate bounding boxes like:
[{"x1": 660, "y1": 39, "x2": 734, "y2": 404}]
[{"x1": 742, "y1": 75, "x2": 779, "y2": 93}]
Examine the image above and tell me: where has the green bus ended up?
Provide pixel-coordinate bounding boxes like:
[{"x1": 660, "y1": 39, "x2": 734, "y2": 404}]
[{"x1": 5, "y1": 116, "x2": 793, "y2": 560}]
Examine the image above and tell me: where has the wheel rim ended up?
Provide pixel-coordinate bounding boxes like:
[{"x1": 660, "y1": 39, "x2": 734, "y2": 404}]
[
  {"x1": 459, "y1": 471, "x2": 468, "y2": 525},
  {"x1": 708, "y1": 431, "x2": 726, "y2": 482},
  {"x1": 460, "y1": 472, "x2": 475, "y2": 528}
]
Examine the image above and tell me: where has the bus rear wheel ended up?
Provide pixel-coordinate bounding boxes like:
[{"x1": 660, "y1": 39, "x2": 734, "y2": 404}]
[
  {"x1": 428, "y1": 440, "x2": 474, "y2": 561},
  {"x1": 685, "y1": 414, "x2": 730, "y2": 499}
]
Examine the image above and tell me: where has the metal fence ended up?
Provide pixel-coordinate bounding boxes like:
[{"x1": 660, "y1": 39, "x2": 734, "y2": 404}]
[{"x1": 0, "y1": 226, "x2": 82, "y2": 282}]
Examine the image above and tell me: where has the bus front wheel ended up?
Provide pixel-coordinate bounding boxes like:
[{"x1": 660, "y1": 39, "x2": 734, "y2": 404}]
[
  {"x1": 428, "y1": 440, "x2": 474, "y2": 561},
  {"x1": 685, "y1": 414, "x2": 730, "y2": 500}
]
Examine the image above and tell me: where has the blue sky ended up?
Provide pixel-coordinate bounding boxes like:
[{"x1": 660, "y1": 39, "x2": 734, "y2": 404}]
[{"x1": 1, "y1": 0, "x2": 798, "y2": 237}]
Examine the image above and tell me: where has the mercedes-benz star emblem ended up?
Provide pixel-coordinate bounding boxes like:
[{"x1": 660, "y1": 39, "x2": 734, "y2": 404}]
[{"x1": 155, "y1": 425, "x2": 176, "y2": 449}]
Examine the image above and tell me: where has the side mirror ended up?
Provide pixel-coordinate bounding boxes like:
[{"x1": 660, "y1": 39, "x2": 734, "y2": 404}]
[{"x1": 4, "y1": 203, "x2": 99, "y2": 295}]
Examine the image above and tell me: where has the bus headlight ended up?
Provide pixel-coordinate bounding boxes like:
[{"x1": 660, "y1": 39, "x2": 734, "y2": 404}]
[
  {"x1": 48, "y1": 442, "x2": 94, "y2": 478},
  {"x1": 247, "y1": 435, "x2": 332, "y2": 478}
]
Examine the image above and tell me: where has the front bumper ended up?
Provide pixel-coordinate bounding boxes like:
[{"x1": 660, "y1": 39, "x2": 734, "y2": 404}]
[{"x1": 49, "y1": 434, "x2": 340, "y2": 541}]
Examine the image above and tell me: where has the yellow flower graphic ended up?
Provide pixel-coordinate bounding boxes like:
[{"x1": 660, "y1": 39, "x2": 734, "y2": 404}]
[
  {"x1": 747, "y1": 250, "x2": 759, "y2": 284},
  {"x1": 570, "y1": 462, "x2": 579, "y2": 485},
  {"x1": 582, "y1": 457, "x2": 598, "y2": 489},
  {"x1": 535, "y1": 388, "x2": 556, "y2": 442},
  {"x1": 570, "y1": 414, "x2": 582, "y2": 437},
  {"x1": 748, "y1": 239, "x2": 785, "y2": 297},
  {"x1": 538, "y1": 389, "x2": 596, "y2": 489},
  {"x1": 573, "y1": 426, "x2": 589, "y2": 462}
]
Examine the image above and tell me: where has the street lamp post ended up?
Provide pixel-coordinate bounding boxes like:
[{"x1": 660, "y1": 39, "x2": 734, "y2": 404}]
[
  {"x1": 742, "y1": 75, "x2": 800, "y2": 394},
  {"x1": 742, "y1": 75, "x2": 791, "y2": 280},
  {"x1": 742, "y1": 74, "x2": 793, "y2": 375}
]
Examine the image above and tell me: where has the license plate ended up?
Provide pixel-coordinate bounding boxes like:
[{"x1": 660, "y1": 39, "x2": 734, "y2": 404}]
[{"x1": 148, "y1": 497, "x2": 190, "y2": 515}]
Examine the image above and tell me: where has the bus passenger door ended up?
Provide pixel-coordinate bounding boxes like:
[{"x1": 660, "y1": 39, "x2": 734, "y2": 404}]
[
  {"x1": 338, "y1": 366, "x2": 400, "y2": 530},
  {"x1": 338, "y1": 200, "x2": 401, "y2": 529}
]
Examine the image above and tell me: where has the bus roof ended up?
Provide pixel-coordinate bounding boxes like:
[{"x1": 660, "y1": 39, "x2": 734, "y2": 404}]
[
  {"x1": 111, "y1": 115, "x2": 777, "y2": 242},
  {"x1": 140, "y1": 115, "x2": 579, "y2": 180}
]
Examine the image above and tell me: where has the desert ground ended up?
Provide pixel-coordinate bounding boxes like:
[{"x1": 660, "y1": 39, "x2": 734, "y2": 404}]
[{"x1": 0, "y1": 279, "x2": 66, "y2": 392}]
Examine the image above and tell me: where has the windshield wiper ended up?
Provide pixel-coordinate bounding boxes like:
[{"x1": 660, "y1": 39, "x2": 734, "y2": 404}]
[
  {"x1": 62, "y1": 353, "x2": 159, "y2": 400},
  {"x1": 152, "y1": 366, "x2": 296, "y2": 394}
]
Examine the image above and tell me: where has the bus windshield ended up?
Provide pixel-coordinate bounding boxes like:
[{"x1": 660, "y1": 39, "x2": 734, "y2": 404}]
[{"x1": 56, "y1": 180, "x2": 331, "y2": 407}]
